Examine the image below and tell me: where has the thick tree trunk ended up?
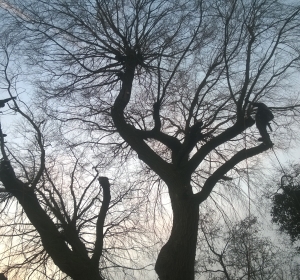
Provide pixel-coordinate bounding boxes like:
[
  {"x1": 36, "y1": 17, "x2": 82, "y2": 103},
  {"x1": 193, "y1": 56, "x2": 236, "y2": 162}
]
[
  {"x1": 12, "y1": 185, "x2": 103, "y2": 280},
  {"x1": 155, "y1": 195, "x2": 199, "y2": 280},
  {"x1": 0, "y1": 161, "x2": 105, "y2": 280}
]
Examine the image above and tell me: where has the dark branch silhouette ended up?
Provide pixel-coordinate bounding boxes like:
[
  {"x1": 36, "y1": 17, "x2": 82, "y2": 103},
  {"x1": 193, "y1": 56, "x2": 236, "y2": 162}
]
[{"x1": 0, "y1": 97, "x2": 16, "y2": 108}]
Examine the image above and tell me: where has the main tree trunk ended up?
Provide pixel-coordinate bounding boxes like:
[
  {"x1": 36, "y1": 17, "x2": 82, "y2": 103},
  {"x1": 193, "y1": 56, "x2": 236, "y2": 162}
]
[{"x1": 155, "y1": 194, "x2": 199, "y2": 280}]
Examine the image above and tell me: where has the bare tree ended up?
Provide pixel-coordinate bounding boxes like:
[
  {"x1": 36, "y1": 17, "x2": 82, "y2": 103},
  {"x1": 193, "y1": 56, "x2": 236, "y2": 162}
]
[
  {"x1": 1, "y1": 0, "x2": 300, "y2": 279},
  {"x1": 0, "y1": 42, "x2": 155, "y2": 280},
  {"x1": 0, "y1": 99, "x2": 155, "y2": 280},
  {"x1": 197, "y1": 214, "x2": 300, "y2": 280}
]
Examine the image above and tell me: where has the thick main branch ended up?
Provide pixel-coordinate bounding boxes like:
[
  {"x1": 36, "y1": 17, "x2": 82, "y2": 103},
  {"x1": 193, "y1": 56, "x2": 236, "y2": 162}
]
[
  {"x1": 92, "y1": 177, "x2": 111, "y2": 265},
  {"x1": 0, "y1": 160, "x2": 99, "y2": 280},
  {"x1": 186, "y1": 117, "x2": 255, "y2": 176},
  {"x1": 194, "y1": 143, "x2": 272, "y2": 204}
]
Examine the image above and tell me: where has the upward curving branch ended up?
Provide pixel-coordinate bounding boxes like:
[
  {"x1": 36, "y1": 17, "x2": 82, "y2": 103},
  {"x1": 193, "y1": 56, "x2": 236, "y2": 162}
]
[
  {"x1": 0, "y1": 160, "x2": 99, "y2": 280},
  {"x1": 92, "y1": 177, "x2": 111, "y2": 265},
  {"x1": 194, "y1": 142, "x2": 272, "y2": 205}
]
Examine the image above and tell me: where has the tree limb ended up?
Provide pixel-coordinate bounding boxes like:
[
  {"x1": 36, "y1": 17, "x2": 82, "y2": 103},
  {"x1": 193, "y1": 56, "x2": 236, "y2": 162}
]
[
  {"x1": 194, "y1": 142, "x2": 272, "y2": 204},
  {"x1": 92, "y1": 176, "x2": 111, "y2": 265},
  {"x1": 0, "y1": 160, "x2": 97, "y2": 280},
  {"x1": 186, "y1": 117, "x2": 255, "y2": 176}
]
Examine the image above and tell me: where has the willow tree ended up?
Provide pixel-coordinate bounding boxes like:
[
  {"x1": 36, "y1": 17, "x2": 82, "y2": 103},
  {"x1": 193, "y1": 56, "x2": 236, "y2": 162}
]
[{"x1": 1, "y1": 0, "x2": 300, "y2": 279}]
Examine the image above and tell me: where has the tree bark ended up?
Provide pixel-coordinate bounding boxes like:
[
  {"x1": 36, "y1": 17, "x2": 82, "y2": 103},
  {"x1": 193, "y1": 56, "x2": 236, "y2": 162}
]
[{"x1": 155, "y1": 193, "x2": 199, "y2": 280}]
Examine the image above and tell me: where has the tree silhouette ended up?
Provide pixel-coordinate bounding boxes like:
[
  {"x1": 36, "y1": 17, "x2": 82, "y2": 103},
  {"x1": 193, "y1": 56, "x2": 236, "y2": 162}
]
[
  {"x1": 1, "y1": 0, "x2": 300, "y2": 279},
  {"x1": 272, "y1": 180, "x2": 300, "y2": 243}
]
